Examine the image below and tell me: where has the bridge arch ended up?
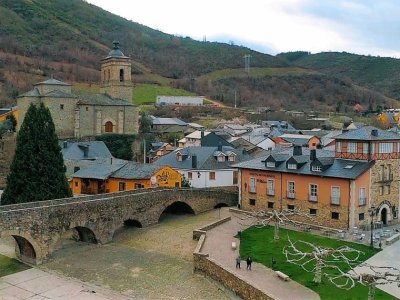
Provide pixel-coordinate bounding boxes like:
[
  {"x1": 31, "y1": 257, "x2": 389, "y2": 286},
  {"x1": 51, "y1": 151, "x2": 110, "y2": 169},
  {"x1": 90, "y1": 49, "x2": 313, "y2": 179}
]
[
  {"x1": 157, "y1": 201, "x2": 195, "y2": 222},
  {"x1": 214, "y1": 202, "x2": 229, "y2": 209},
  {"x1": 1, "y1": 230, "x2": 43, "y2": 265}
]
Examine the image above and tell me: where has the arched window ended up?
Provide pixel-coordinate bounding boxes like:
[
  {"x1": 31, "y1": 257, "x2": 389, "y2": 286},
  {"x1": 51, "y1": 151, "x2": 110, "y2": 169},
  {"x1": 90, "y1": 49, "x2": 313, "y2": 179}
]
[
  {"x1": 120, "y1": 69, "x2": 124, "y2": 82},
  {"x1": 105, "y1": 121, "x2": 114, "y2": 133}
]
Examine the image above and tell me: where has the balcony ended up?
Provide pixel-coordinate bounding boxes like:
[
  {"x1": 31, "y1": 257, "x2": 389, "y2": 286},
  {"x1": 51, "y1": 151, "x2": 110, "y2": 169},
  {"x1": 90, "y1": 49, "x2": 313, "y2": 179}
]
[
  {"x1": 377, "y1": 173, "x2": 393, "y2": 183},
  {"x1": 287, "y1": 192, "x2": 296, "y2": 199},
  {"x1": 308, "y1": 194, "x2": 318, "y2": 202},
  {"x1": 331, "y1": 196, "x2": 340, "y2": 206},
  {"x1": 267, "y1": 190, "x2": 275, "y2": 196}
]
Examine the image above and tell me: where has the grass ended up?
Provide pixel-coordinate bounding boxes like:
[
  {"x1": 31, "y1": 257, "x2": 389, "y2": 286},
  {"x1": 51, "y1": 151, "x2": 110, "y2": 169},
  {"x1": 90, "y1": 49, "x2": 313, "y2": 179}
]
[
  {"x1": 240, "y1": 226, "x2": 396, "y2": 300},
  {"x1": 133, "y1": 84, "x2": 196, "y2": 105},
  {"x1": 0, "y1": 254, "x2": 30, "y2": 277}
]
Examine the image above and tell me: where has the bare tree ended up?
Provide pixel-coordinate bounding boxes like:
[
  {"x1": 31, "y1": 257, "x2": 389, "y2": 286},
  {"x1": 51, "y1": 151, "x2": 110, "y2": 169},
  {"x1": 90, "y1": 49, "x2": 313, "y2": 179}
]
[
  {"x1": 239, "y1": 208, "x2": 315, "y2": 240},
  {"x1": 353, "y1": 264, "x2": 400, "y2": 300},
  {"x1": 284, "y1": 237, "x2": 364, "y2": 285}
]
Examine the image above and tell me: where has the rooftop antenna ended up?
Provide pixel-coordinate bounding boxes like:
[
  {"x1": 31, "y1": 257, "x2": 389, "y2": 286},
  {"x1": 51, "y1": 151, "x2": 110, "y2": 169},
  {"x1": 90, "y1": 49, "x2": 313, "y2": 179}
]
[{"x1": 244, "y1": 54, "x2": 251, "y2": 74}]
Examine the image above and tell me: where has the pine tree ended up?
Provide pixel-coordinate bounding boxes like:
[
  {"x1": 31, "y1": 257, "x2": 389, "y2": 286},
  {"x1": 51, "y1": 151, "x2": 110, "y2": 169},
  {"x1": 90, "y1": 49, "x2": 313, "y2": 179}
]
[{"x1": 1, "y1": 103, "x2": 72, "y2": 205}]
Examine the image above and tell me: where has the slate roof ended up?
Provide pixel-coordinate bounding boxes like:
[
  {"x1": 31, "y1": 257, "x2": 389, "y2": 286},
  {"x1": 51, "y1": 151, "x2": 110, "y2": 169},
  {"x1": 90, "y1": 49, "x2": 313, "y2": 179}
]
[
  {"x1": 61, "y1": 141, "x2": 113, "y2": 160},
  {"x1": 76, "y1": 92, "x2": 133, "y2": 106},
  {"x1": 112, "y1": 163, "x2": 164, "y2": 179},
  {"x1": 43, "y1": 90, "x2": 77, "y2": 98},
  {"x1": 151, "y1": 116, "x2": 187, "y2": 126},
  {"x1": 234, "y1": 149, "x2": 373, "y2": 180},
  {"x1": 334, "y1": 126, "x2": 400, "y2": 141},
  {"x1": 154, "y1": 146, "x2": 250, "y2": 170},
  {"x1": 72, "y1": 160, "x2": 127, "y2": 180},
  {"x1": 18, "y1": 88, "x2": 41, "y2": 98},
  {"x1": 65, "y1": 157, "x2": 126, "y2": 178},
  {"x1": 35, "y1": 78, "x2": 71, "y2": 86}
]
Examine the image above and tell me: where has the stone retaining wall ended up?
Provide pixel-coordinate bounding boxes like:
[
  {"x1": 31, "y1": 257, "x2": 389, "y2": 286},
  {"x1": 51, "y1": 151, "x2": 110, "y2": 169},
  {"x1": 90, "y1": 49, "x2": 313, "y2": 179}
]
[
  {"x1": 193, "y1": 216, "x2": 231, "y2": 240},
  {"x1": 193, "y1": 239, "x2": 274, "y2": 300}
]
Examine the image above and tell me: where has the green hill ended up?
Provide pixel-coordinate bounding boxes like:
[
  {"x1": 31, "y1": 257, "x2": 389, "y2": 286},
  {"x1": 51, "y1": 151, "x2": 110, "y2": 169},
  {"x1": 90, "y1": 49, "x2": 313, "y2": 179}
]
[
  {"x1": 0, "y1": 0, "x2": 286, "y2": 105},
  {"x1": 280, "y1": 51, "x2": 400, "y2": 100}
]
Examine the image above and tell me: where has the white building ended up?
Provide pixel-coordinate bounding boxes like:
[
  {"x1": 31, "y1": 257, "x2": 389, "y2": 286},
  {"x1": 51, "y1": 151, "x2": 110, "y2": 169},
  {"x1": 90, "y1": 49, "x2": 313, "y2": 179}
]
[
  {"x1": 154, "y1": 145, "x2": 250, "y2": 188},
  {"x1": 156, "y1": 96, "x2": 204, "y2": 106},
  {"x1": 178, "y1": 130, "x2": 210, "y2": 148}
]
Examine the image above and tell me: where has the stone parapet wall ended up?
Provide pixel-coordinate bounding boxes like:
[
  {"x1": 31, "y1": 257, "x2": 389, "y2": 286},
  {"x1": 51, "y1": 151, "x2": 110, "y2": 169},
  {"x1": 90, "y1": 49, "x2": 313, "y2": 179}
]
[
  {"x1": 192, "y1": 216, "x2": 231, "y2": 240},
  {"x1": 193, "y1": 247, "x2": 274, "y2": 300}
]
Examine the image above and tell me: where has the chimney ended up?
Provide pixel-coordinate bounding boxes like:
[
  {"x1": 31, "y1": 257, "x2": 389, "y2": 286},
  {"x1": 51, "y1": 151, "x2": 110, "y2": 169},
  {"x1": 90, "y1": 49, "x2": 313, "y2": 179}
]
[
  {"x1": 310, "y1": 149, "x2": 316, "y2": 161},
  {"x1": 201, "y1": 130, "x2": 204, "y2": 138},
  {"x1": 111, "y1": 157, "x2": 113, "y2": 164},
  {"x1": 218, "y1": 142, "x2": 222, "y2": 152},
  {"x1": 63, "y1": 141, "x2": 68, "y2": 149},
  {"x1": 371, "y1": 129, "x2": 378, "y2": 137},
  {"x1": 293, "y1": 145, "x2": 302, "y2": 156},
  {"x1": 192, "y1": 155, "x2": 197, "y2": 168}
]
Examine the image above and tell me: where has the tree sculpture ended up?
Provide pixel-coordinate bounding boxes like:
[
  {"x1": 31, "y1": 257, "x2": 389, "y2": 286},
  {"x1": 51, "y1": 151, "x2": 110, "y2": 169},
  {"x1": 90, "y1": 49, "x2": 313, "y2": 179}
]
[
  {"x1": 354, "y1": 264, "x2": 400, "y2": 300},
  {"x1": 1, "y1": 103, "x2": 72, "y2": 205},
  {"x1": 240, "y1": 208, "x2": 315, "y2": 240},
  {"x1": 283, "y1": 237, "x2": 364, "y2": 285}
]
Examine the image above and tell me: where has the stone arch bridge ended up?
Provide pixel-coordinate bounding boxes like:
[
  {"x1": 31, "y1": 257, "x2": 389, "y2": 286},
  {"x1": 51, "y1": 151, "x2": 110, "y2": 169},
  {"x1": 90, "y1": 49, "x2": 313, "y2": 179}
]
[{"x1": 0, "y1": 187, "x2": 237, "y2": 265}]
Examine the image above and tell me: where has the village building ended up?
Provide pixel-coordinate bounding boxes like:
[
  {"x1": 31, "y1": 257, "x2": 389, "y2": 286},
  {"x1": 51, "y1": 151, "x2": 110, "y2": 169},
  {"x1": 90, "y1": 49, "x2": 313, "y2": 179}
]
[
  {"x1": 156, "y1": 95, "x2": 204, "y2": 106},
  {"x1": 70, "y1": 162, "x2": 181, "y2": 195},
  {"x1": 147, "y1": 142, "x2": 176, "y2": 163},
  {"x1": 155, "y1": 145, "x2": 249, "y2": 188},
  {"x1": 16, "y1": 41, "x2": 139, "y2": 139},
  {"x1": 150, "y1": 116, "x2": 188, "y2": 133},
  {"x1": 178, "y1": 130, "x2": 211, "y2": 148},
  {"x1": 235, "y1": 126, "x2": 400, "y2": 230}
]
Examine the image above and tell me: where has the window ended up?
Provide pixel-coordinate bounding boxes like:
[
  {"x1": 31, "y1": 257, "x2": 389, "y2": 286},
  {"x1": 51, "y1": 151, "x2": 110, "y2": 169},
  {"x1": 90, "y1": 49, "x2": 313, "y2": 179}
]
[
  {"x1": 312, "y1": 165, "x2": 322, "y2": 172},
  {"x1": 74, "y1": 181, "x2": 79, "y2": 187},
  {"x1": 249, "y1": 177, "x2": 256, "y2": 193},
  {"x1": 379, "y1": 143, "x2": 393, "y2": 153},
  {"x1": 310, "y1": 208, "x2": 317, "y2": 216},
  {"x1": 119, "y1": 69, "x2": 124, "y2": 82},
  {"x1": 287, "y1": 181, "x2": 295, "y2": 199},
  {"x1": 188, "y1": 172, "x2": 192, "y2": 180},
  {"x1": 336, "y1": 141, "x2": 342, "y2": 152},
  {"x1": 371, "y1": 143, "x2": 375, "y2": 154},
  {"x1": 217, "y1": 155, "x2": 225, "y2": 162},
  {"x1": 347, "y1": 142, "x2": 357, "y2": 153},
  {"x1": 107, "y1": 69, "x2": 110, "y2": 80},
  {"x1": 267, "y1": 179, "x2": 275, "y2": 196},
  {"x1": 266, "y1": 162, "x2": 275, "y2": 168},
  {"x1": 60, "y1": 104, "x2": 64, "y2": 110},
  {"x1": 249, "y1": 199, "x2": 256, "y2": 206},
  {"x1": 233, "y1": 171, "x2": 238, "y2": 185},
  {"x1": 359, "y1": 213, "x2": 365, "y2": 221},
  {"x1": 209, "y1": 172, "x2": 216, "y2": 180},
  {"x1": 379, "y1": 186, "x2": 384, "y2": 196},
  {"x1": 362, "y1": 143, "x2": 369, "y2": 154},
  {"x1": 385, "y1": 185, "x2": 391, "y2": 195},
  {"x1": 135, "y1": 183, "x2": 144, "y2": 189},
  {"x1": 359, "y1": 188, "x2": 366, "y2": 206},
  {"x1": 268, "y1": 202, "x2": 274, "y2": 209},
  {"x1": 287, "y1": 205, "x2": 295, "y2": 210},
  {"x1": 287, "y1": 163, "x2": 297, "y2": 170},
  {"x1": 331, "y1": 186, "x2": 340, "y2": 205},
  {"x1": 175, "y1": 182, "x2": 180, "y2": 187},
  {"x1": 119, "y1": 182, "x2": 126, "y2": 191},
  {"x1": 228, "y1": 155, "x2": 235, "y2": 162},
  {"x1": 309, "y1": 184, "x2": 318, "y2": 201},
  {"x1": 73, "y1": 166, "x2": 80, "y2": 173},
  {"x1": 331, "y1": 212, "x2": 340, "y2": 220}
]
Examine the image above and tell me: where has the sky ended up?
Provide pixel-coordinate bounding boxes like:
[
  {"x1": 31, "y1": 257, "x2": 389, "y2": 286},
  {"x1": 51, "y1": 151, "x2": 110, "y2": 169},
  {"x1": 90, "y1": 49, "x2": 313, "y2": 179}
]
[{"x1": 86, "y1": 0, "x2": 400, "y2": 57}]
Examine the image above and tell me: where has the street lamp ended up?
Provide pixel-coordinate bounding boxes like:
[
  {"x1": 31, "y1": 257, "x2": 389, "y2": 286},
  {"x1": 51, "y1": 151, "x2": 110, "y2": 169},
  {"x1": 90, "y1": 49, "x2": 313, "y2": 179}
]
[{"x1": 369, "y1": 205, "x2": 376, "y2": 248}]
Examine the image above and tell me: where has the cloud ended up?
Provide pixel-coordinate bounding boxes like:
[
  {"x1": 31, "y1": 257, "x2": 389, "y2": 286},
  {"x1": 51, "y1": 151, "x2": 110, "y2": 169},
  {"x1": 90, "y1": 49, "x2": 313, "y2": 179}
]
[{"x1": 86, "y1": 0, "x2": 400, "y2": 57}]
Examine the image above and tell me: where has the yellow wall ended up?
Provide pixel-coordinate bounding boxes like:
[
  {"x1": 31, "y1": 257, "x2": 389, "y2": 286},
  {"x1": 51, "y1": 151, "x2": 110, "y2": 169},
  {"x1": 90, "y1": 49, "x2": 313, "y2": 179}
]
[{"x1": 0, "y1": 108, "x2": 19, "y2": 124}]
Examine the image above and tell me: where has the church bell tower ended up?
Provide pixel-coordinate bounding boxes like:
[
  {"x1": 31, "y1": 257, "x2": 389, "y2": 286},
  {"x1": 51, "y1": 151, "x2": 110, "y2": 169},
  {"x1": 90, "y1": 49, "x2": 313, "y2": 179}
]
[{"x1": 100, "y1": 41, "x2": 133, "y2": 102}]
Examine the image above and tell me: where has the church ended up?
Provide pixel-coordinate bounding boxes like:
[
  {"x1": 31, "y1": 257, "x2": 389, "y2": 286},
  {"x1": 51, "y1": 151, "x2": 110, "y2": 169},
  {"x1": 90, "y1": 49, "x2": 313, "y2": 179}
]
[{"x1": 17, "y1": 41, "x2": 139, "y2": 139}]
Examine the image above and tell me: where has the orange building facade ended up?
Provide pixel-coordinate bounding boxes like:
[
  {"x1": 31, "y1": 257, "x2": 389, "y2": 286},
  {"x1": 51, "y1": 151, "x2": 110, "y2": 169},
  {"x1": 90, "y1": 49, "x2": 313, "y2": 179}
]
[{"x1": 70, "y1": 164, "x2": 181, "y2": 195}]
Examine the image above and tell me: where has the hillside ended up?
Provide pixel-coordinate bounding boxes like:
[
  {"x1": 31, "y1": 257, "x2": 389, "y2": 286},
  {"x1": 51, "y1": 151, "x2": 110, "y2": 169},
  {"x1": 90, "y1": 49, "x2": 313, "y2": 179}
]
[
  {"x1": 0, "y1": 0, "x2": 286, "y2": 106},
  {"x1": 278, "y1": 51, "x2": 400, "y2": 100},
  {"x1": 192, "y1": 68, "x2": 397, "y2": 112}
]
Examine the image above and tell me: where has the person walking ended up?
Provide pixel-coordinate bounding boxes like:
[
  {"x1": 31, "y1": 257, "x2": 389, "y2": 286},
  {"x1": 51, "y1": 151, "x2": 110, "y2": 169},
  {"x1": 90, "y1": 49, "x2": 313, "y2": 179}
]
[
  {"x1": 236, "y1": 255, "x2": 241, "y2": 269},
  {"x1": 246, "y1": 255, "x2": 253, "y2": 270}
]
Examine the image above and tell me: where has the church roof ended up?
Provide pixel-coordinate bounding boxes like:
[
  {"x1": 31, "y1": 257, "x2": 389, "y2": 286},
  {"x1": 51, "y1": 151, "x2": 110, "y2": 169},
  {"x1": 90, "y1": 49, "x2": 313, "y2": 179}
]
[
  {"x1": 19, "y1": 88, "x2": 41, "y2": 98},
  {"x1": 76, "y1": 92, "x2": 133, "y2": 106},
  {"x1": 35, "y1": 78, "x2": 71, "y2": 86},
  {"x1": 103, "y1": 41, "x2": 129, "y2": 59},
  {"x1": 43, "y1": 90, "x2": 77, "y2": 98}
]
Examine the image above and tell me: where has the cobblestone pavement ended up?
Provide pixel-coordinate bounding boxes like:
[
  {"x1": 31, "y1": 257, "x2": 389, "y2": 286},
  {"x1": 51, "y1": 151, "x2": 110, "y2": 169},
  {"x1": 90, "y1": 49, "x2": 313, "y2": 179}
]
[{"x1": 37, "y1": 209, "x2": 238, "y2": 300}]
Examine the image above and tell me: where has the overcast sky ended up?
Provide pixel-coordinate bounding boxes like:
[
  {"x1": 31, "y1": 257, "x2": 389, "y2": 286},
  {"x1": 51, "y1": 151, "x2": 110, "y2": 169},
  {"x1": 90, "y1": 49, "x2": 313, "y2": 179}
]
[{"x1": 86, "y1": 0, "x2": 400, "y2": 57}]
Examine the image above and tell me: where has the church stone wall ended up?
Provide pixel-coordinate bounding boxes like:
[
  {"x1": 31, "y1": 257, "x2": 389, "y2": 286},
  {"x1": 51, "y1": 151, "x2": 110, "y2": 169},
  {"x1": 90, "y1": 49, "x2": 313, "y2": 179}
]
[
  {"x1": 42, "y1": 97, "x2": 79, "y2": 139},
  {"x1": 16, "y1": 96, "x2": 40, "y2": 131}
]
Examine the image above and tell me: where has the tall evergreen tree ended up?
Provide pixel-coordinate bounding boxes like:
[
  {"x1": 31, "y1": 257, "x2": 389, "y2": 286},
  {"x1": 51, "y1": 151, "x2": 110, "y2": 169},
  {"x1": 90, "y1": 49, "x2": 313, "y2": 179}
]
[{"x1": 1, "y1": 103, "x2": 72, "y2": 205}]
